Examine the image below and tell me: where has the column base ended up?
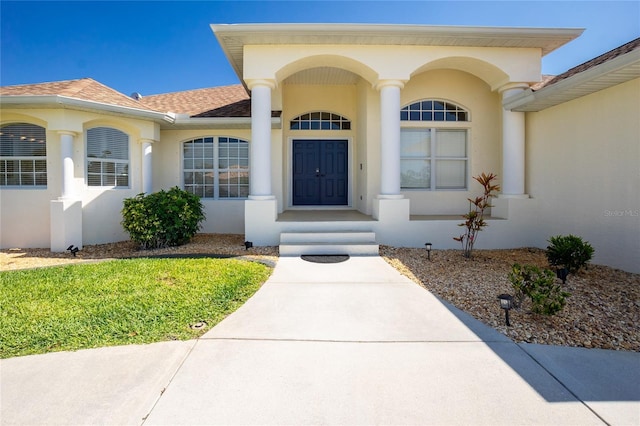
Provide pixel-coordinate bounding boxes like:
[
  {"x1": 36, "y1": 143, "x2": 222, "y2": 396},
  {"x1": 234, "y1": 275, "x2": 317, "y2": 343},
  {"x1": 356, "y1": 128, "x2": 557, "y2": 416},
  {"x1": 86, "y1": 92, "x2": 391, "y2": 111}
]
[
  {"x1": 248, "y1": 195, "x2": 276, "y2": 201},
  {"x1": 50, "y1": 199, "x2": 83, "y2": 252},
  {"x1": 492, "y1": 195, "x2": 531, "y2": 219},
  {"x1": 244, "y1": 198, "x2": 279, "y2": 246},
  {"x1": 498, "y1": 193, "x2": 529, "y2": 200},
  {"x1": 376, "y1": 194, "x2": 405, "y2": 200}
]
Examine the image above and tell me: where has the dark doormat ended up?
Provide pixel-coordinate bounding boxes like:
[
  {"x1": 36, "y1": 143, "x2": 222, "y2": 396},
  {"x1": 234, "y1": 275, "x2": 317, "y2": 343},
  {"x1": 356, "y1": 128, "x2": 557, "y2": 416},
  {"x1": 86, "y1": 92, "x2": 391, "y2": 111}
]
[{"x1": 301, "y1": 254, "x2": 350, "y2": 264}]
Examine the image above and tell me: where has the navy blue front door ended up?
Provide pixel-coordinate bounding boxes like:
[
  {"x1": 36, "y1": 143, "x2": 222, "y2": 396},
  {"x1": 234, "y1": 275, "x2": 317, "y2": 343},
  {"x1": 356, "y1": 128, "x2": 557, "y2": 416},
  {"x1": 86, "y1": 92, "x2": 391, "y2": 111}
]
[{"x1": 293, "y1": 140, "x2": 348, "y2": 206}]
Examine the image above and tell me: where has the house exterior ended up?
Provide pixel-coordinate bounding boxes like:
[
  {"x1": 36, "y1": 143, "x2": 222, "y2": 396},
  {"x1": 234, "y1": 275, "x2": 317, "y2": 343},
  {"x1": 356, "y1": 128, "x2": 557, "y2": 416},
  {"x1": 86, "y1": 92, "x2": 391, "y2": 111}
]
[{"x1": 1, "y1": 24, "x2": 638, "y2": 273}]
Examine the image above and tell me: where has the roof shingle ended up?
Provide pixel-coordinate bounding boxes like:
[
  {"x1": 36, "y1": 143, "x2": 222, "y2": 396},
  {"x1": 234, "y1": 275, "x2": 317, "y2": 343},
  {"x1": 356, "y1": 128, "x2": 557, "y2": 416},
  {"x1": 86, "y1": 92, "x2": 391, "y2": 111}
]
[
  {"x1": 0, "y1": 78, "x2": 162, "y2": 111},
  {"x1": 140, "y1": 85, "x2": 252, "y2": 116},
  {"x1": 534, "y1": 37, "x2": 640, "y2": 90}
]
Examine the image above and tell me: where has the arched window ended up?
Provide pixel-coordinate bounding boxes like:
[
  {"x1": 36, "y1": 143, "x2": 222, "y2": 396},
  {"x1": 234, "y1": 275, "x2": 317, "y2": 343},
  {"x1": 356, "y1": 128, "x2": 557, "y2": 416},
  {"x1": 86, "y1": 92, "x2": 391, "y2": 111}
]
[
  {"x1": 0, "y1": 123, "x2": 47, "y2": 187},
  {"x1": 401, "y1": 100, "x2": 468, "y2": 122},
  {"x1": 86, "y1": 127, "x2": 129, "y2": 187},
  {"x1": 183, "y1": 136, "x2": 249, "y2": 199},
  {"x1": 400, "y1": 100, "x2": 469, "y2": 190},
  {"x1": 290, "y1": 112, "x2": 351, "y2": 130}
]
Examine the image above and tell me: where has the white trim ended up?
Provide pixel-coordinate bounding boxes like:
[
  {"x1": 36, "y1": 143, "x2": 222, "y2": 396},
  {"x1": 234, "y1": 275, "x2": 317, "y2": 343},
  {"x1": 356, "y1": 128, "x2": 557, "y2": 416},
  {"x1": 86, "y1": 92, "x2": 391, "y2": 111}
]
[
  {"x1": 287, "y1": 137, "x2": 353, "y2": 209},
  {"x1": 0, "y1": 95, "x2": 173, "y2": 122},
  {"x1": 504, "y1": 48, "x2": 640, "y2": 111}
]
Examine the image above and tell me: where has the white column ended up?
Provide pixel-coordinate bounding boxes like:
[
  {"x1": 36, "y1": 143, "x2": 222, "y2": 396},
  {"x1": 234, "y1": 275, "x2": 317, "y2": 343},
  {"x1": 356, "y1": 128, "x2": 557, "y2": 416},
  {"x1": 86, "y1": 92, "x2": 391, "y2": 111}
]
[
  {"x1": 500, "y1": 84, "x2": 529, "y2": 197},
  {"x1": 58, "y1": 131, "x2": 76, "y2": 199},
  {"x1": 247, "y1": 79, "x2": 276, "y2": 199},
  {"x1": 376, "y1": 80, "x2": 405, "y2": 198},
  {"x1": 141, "y1": 139, "x2": 153, "y2": 194}
]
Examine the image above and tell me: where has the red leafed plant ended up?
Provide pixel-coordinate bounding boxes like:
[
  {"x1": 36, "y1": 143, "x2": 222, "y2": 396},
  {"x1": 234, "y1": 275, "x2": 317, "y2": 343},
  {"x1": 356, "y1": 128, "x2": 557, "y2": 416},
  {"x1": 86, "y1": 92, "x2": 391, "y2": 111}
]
[{"x1": 454, "y1": 172, "x2": 500, "y2": 258}]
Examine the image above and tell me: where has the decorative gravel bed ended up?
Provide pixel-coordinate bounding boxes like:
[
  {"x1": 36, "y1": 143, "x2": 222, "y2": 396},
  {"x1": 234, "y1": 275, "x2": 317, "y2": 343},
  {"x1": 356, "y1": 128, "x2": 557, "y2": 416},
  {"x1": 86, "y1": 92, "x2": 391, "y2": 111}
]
[
  {"x1": 2, "y1": 234, "x2": 638, "y2": 352},
  {"x1": 381, "y1": 246, "x2": 640, "y2": 352},
  {"x1": 0, "y1": 234, "x2": 278, "y2": 270}
]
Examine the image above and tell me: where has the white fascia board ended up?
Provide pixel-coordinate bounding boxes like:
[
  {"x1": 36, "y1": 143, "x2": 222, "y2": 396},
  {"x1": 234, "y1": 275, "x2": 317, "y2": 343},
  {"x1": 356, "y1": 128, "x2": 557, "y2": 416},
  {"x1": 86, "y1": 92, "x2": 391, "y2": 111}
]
[
  {"x1": 0, "y1": 95, "x2": 174, "y2": 123},
  {"x1": 504, "y1": 48, "x2": 640, "y2": 111},
  {"x1": 173, "y1": 116, "x2": 281, "y2": 129}
]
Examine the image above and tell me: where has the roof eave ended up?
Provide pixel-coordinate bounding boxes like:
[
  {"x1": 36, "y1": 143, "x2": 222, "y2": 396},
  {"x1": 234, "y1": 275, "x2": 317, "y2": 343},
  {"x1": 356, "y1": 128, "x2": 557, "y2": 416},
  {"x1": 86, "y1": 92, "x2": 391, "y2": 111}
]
[
  {"x1": 169, "y1": 116, "x2": 281, "y2": 130},
  {"x1": 0, "y1": 95, "x2": 175, "y2": 123},
  {"x1": 211, "y1": 23, "x2": 584, "y2": 84},
  {"x1": 504, "y1": 48, "x2": 640, "y2": 112}
]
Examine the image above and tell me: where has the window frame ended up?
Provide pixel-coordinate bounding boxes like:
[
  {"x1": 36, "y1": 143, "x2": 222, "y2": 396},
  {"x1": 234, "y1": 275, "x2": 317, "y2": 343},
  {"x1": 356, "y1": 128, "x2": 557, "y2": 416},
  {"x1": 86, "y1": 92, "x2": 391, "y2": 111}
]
[
  {"x1": 182, "y1": 136, "x2": 250, "y2": 200},
  {"x1": 86, "y1": 126, "x2": 130, "y2": 189},
  {"x1": 400, "y1": 124, "x2": 470, "y2": 192},
  {"x1": 0, "y1": 123, "x2": 48, "y2": 188},
  {"x1": 400, "y1": 99, "x2": 470, "y2": 191}
]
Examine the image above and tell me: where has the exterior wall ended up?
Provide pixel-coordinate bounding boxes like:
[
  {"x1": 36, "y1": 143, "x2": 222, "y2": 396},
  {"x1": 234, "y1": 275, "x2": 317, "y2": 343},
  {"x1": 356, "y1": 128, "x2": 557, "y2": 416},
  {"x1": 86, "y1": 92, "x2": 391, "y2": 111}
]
[
  {"x1": 155, "y1": 128, "x2": 256, "y2": 235},
  {"x1": 1, "y1": 108, "x2": 158, "y2": 248},
  {"x1": 525, "y1": 78, "x2": 640, "y2": 273},
  {"x1": 400, "y1": 69, "x2": 502, "y2": 215},
  {"x1": 1, "y1": 113, "x2": 57, "y2": 248},
  {"x1": 356, "y1": 80, "x2": 376, "y2": 214}
]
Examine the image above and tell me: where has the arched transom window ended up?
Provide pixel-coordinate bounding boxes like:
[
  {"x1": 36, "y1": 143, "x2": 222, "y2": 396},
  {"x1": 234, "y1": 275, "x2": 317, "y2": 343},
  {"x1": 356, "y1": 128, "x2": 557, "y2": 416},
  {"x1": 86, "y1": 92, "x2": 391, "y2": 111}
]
[
  {"x1": 290, "y1": 112, "x2": 351, "y2": 130},
  {"x1": 0, "y1": 123, "x2": 47, "y2": 187},
  {"x1": 401, "y1": 100, "x2": 469, "y2": 122}
]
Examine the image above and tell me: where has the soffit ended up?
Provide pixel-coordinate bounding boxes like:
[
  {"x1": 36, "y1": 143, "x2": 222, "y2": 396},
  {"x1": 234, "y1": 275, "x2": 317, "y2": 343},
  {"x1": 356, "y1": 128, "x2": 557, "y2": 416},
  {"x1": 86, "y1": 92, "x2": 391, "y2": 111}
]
[{"x1": 212, "y1": 23, "x2": 584, "y2": 82}]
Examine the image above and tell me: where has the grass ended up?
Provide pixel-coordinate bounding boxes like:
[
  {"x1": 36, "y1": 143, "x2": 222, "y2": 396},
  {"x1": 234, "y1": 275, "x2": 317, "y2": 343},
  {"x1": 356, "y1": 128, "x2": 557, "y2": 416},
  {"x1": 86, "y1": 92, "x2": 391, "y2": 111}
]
[{"x1": 0, "y1": 257, "x2": 272, "y2": 358}]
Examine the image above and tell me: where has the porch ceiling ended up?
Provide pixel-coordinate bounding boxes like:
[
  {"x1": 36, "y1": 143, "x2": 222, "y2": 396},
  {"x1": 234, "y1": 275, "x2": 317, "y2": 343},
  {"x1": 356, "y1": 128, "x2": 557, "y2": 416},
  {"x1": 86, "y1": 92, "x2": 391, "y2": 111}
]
[{"x1": 211, "y1": 23, "x2": 584, "y2": 85}]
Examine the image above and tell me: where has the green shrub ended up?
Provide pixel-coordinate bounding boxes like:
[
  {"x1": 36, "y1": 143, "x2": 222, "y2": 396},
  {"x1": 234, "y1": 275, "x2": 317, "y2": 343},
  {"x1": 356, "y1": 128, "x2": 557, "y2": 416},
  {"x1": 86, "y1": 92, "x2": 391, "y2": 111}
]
[
  {"x1": 508, "y1": 263, "x2": 570, "y2": 316},
  {"x1": 121, "y1": 187, "x2": 205, "y2": 249},
  {"x1": 546, "y1": 234, "x2": 594, "y2": 273}
]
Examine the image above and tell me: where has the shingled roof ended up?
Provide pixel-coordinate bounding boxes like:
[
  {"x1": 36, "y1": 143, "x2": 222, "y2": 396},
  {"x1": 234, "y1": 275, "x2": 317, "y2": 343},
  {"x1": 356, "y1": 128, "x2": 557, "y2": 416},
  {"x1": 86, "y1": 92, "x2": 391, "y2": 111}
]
[
  {"x1": 505, "y1": 36, "x2": 640, "y2": 111},
  {"x1": 0, "y1": 78, "x2": 162, "y2": 112},
  {"x1": 140, "y1": 85, "x2": 249, "y2": 116},
  {"x1": 534, "y1": 37, "x2": 640, "y2": 91}
]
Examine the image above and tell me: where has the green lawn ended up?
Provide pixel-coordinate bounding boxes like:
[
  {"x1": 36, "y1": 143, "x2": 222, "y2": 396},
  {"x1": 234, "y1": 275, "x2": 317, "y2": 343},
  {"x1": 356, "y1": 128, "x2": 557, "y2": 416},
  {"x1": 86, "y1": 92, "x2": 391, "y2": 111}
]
[{"x1": 0, "y1": 258, "x2": 272, "y2": 358}]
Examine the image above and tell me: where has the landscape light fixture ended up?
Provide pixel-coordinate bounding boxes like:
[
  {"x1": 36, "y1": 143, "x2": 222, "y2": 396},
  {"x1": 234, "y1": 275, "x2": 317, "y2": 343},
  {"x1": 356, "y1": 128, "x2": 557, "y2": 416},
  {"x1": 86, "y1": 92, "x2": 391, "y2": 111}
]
[
  {"x1": 244, "y1": 241, "x2": 253, "y2": 250},
  {"x1": 66, "y1": 245, "x2": 79, "y2": 257},
  {"x1": 556, "y1": 267, "x2": 569, "y2": 284},
  {"x1": 497, "y1": 293, "x2": 513, "y2": 326},
  {"x1": 425, "y1": 242, "x2": 432, "y2": 260}
]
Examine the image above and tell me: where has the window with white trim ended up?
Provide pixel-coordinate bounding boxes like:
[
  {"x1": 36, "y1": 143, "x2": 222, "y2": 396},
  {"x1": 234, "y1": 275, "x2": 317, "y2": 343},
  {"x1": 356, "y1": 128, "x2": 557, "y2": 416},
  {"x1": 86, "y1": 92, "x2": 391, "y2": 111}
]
[
  {"x1": 400, "y1": 100, "x2": 469, "y2": 190},
  {"x1": 0, "y1": 123, "x2": 47, "y2": 187},
  {"x1": 290, "y1": 112, "x2": 351, "y2": 130},
  {"x1": 86, "y1": 127, "x2": 129, "y2": 187},
  {"x1": 183, "y1": 136, "x2": 249, "y2": 198}
]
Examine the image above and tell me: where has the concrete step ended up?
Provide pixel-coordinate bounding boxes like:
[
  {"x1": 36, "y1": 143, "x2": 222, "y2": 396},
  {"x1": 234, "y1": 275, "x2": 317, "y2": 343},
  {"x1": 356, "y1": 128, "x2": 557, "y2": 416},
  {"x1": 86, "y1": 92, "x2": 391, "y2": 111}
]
[{"x1": 279, "y1": 231, "x2": 379, "y2": 256}]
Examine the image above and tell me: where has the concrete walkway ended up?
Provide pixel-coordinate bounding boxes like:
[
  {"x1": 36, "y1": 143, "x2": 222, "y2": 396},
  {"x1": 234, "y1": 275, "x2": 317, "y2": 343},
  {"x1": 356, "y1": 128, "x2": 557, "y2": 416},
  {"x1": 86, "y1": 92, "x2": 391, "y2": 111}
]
[{"x1": 2, "y1": 256, "x2": 638, "y2": 425}]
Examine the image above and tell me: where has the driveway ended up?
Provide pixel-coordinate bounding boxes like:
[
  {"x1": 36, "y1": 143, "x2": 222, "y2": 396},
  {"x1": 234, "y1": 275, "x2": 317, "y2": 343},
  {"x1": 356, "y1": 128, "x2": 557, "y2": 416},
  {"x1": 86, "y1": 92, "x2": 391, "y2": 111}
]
[{"x1": 2, "y1": 256, "x2": 638, "y2": 425}]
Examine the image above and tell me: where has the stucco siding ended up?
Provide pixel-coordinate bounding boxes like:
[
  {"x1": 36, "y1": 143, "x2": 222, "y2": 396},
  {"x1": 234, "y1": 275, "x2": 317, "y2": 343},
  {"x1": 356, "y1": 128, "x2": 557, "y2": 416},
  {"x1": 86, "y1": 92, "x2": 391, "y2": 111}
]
[
  {"x1": 526, "y1": 77, "x2": 640, "y2": 272},
  {"x1": 1, "y1": 109, "x2": 157, "y2": 248}
]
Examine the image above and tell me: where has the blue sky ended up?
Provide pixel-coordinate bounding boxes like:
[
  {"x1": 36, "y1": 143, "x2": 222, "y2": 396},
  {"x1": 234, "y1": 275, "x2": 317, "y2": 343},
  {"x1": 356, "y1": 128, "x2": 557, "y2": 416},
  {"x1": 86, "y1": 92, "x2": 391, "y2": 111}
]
[{"x1": 1, "y1": 1, "x2": 638, "y2": 96}]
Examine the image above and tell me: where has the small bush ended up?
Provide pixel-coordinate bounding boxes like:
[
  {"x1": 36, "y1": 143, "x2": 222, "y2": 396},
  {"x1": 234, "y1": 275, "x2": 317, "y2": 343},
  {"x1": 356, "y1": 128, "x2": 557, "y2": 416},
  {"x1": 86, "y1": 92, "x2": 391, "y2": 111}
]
[
  {"x1": 508, "y1": 263, "x2": 570, "y2": 316},
  {"x1": 121, "y1": 187, "x2": 205, "y2": 249},
  {"x1": 546, "y1": 234, "x2": 594, "y2": 273}
]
